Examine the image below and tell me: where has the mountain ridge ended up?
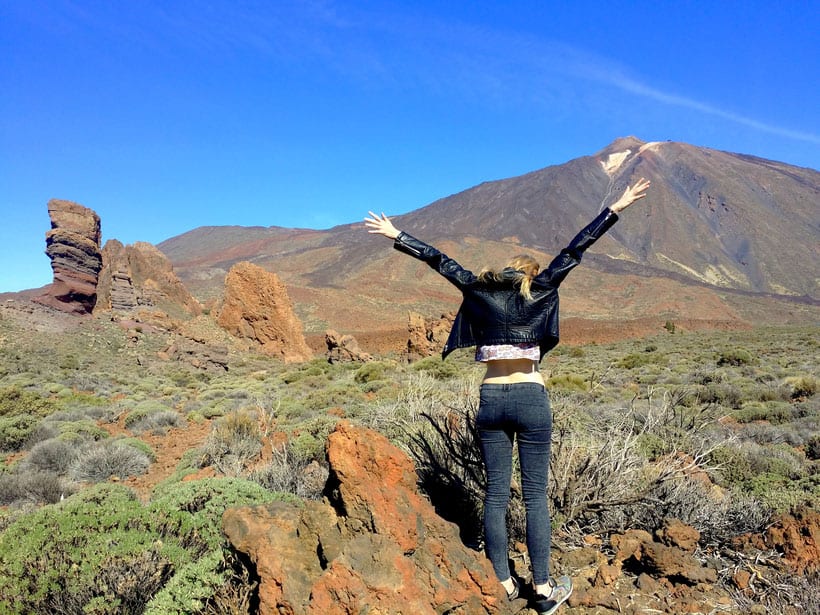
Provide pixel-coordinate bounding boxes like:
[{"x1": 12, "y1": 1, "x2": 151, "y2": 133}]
[{"x1": 154, "y1": 138, "x2": 818, "y2": 345}]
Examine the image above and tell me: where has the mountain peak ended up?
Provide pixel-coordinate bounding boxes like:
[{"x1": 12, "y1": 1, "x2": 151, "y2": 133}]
[{"x1": 598, "y1": 136, "x2": 647, "y2": 155}]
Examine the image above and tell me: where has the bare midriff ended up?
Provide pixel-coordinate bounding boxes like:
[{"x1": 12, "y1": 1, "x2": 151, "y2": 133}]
[{"x1": 482, "y1": 358, "x2": 544, "y2": 385}]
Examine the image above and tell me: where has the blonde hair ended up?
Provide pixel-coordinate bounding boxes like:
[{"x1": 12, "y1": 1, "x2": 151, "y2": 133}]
[{"x1": 478, "y1": 254, "x2": 540, "y2": 300}]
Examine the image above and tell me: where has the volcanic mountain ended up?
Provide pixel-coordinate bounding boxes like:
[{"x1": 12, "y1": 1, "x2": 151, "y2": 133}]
[{"x1": 158, "y1": 137, "x2": 819, "y2": 351}]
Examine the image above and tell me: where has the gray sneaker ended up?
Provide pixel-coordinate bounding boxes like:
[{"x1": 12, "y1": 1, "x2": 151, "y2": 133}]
[{"x1": 532, "y1": 575, "x2": 572, "y2": 614}]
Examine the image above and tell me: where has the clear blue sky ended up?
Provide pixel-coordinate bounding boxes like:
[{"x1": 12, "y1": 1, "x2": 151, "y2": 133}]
[{"x1": 2, "y1": 0, "x2": 818, "y2": 292}]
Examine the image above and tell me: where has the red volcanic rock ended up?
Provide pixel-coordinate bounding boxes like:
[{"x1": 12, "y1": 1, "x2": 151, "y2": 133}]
[
  {"x1": 325, "y1": 329, "x2": 371, "y2": 363},
  {"x1": 739, "y1": 506, "x2": 820, "y2": 574},
  {"x1": 655, "y1": 518, "x2": 701, "y2": 553},
  {"x1": 222, "y1": 421, "x2": 509, "y2": 615},
  {"x1": 96, "y1": 240, "x2": 202, "y2": 318},
  {"x1": 406, "y1": 311, "x2": 454, "y2": 361},
  {"x1": 34, "y1": 199, "x2": 102, "y2": 314},
  {"x1": 216, "y1": 262, "x2": 312, "y2": 363}
]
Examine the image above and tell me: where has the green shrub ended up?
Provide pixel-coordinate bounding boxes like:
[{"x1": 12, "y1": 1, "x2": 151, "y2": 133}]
[
  {"x1": 354, "y1": 361, "x2": 390, "y2": 384},
  {"x1": 0, "y1": 483, "x2": 180, "y2": 615},
  {"x1": 716, "y1": 348, "x2": 754, "y2": 366},
  {"x1": 145, "y1": 479, "x2": 292, "y2": 615},
  {"x1": 708, "y1": 445, "x2": 753, "y2": 487},
  {"x1": 118, "y1": 437, "x2": 157, "y2": 461},
  {"x1": 304, "y1": 383, "x2": 364, "y2": 411},
  {"x1": 700, "y1": 382, "x2": 744, "y2": 409},
  {"x1": 735, "y1": 401, "x2": 795, "y2": 424},
  {"x1": 411, "y1": 356, "x2": 460, "y2": 379},
  {"x1": 784, "y1": 376, "x2": 817, "y2": 399},
  {"x1": 0, "y1": 413, "x2": 40, "y2": 452},
  {"x1": 0, "y1": 479, "x2": 284, "y2": 615},
  {"x1": 199, "y1": 410, "x2": 262, "y2": 473},
  {"x1": 124, "y1": 401, "x2": 180, "y2": 432},
  {"x1": 0, "y1": 386, "x2": 58, "y2": 418},
  {"x1": 744, "y1": 473, "x2": 813, "y2": 513},
  {"x1": 617, "y1": 352, "x2": 665, "y2": 369},
  {"x1": 547, "y1": 373, "x2": 588, "y2": 393},
  {"x1": 55, "y1": 419, "x2": 110, "y2": 441},
  {"x1": 634, "y1": 432, "x2": 669, "y2": 461}
]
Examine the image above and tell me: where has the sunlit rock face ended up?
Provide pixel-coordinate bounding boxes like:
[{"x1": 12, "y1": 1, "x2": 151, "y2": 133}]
[
  {"x1": 35, "y1": 199, "x2": 102, "y2": 315},
  {"x1": 216, "y1": 261, "x2": 313, "y2": 363},
  {"x1": 223, "y1": 421, "x2": 511, "y2": 615}
]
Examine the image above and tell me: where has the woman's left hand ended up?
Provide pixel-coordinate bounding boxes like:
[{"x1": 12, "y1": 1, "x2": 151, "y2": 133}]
[
  {"x1": 611, "y1": 177, "x2": 651, "y2": 213},
  {"x1": 364, "y1": 211, "x2": 400, "y2": 239}
]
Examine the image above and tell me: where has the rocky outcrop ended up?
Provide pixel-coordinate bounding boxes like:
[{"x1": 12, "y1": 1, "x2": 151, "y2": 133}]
[
  {"x1": 563, "y1": 521, "x2": 724, "y2": 613},
  {"x1": 34, "y1": 199, "x2": 102, "y2": 314},
  {"x1": 325, "y1": 329, "x2": 371, "y2": 363},
  {"x1": 736, "y1": 506, "x2": 820, "y2": 575},
  {"x1": 158, "y1": 337, "x2": 228, "y2": 371},
  {"x1": 223, "y1": 421, "x2": 510, "y2": 615},
  {"x1": 406, "y1": 311, "x2": 454, "y2": 361},
  {"x1": 216, "y1": 262, "x2": 312, "y2": 363},
  {"x1": 96, "y1": 240, "x2": 201, "y2": 318}
]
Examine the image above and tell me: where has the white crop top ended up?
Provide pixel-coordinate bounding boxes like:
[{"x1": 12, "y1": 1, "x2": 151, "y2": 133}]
[{"x1": 475, "y1": 343, "x2": 540, "y2": 363}]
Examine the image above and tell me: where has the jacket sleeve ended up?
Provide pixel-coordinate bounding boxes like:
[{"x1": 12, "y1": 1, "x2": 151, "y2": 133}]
[
  {"x1": 393, "y1": 231, "x2": 477, "y2": 289},
  {"x1": 537, "y1": 208, "x2": 619, "y2": 287}
]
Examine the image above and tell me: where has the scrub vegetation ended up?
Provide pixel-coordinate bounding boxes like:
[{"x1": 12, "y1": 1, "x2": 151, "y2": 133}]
[{"x1": 0, "y1": 313, "x2": 817, "y2": 614}]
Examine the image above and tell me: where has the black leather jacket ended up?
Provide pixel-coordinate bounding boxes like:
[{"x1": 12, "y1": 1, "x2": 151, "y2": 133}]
[{"x1": 393, "y1": 208, "x2": 619, "y2": 360}]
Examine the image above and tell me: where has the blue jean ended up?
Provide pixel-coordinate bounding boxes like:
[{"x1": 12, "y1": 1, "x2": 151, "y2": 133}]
[{"x1": 476, "y1": 383, "x2": 552, "y2": 585}]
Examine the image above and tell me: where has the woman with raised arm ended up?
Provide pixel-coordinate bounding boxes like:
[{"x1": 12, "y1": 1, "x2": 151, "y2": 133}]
[{"x1": 365, "y1": 178, "x2": 650, "y2": 614}]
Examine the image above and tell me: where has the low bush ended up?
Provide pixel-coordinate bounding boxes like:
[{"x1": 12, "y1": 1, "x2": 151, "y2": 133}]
[
  {"x1": 411, "y1": 356, "x2": 460, "y2": 380},
  {"x1": 354, "y1": 361, "x2": 390, "y2": 384},
  {"x1": 199, "y1": 410, "x2": 262, "y2": 474},
  {"x1": 0, "y1": 413, "x2": 40, "y2": 452},
  {"x1": 68, "y1": 440, "x2": 152, "y2": 482},
  {"x1": 0, "y1": 386, "x2": 58, "y2": 419},
  {"x1": 55, "y1": 419, "x2": 110, "y2": 442},
  {"x1": 250, "y1": 443, "x2": 329, "y2": 500},
  {"x1": 617, "y1": 352, "x2": 665, "y2": 369},
  {"x1": 734, "y1": 401, "x2": 795, "y2": 424},
  {"x1": 0, "y1": 469, "x2": 67, "y2": 506},
  {"x1": 546, "y1": 373, "x2": 588, "y2": 393},
  {"x1": 128, "y1": 409, "x2": 182, "y2": 434},
  {"x1": 118, "y1": 437, "x2": 158, "y2": 461},
  {"x1": 0, "y1": 479, "x2": 285, "y2": 615},
  {"x1": 22, "y1": 438, "x2": 77, "y2": 474},
  {"x1": 716, "y1": 348, "x2": 754, "y2": 366},
  {"x1": 784, "y1": 376, "x2": 817, "y2": 399}
]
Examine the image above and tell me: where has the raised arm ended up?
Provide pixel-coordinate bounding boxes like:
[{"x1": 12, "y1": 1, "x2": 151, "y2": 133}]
[
  {"x1": 364, "y1": 211, "x2": 476, "y2": 288},
  {"x1": 538, "y1": 178, "x2": 651, "y2": 287}
]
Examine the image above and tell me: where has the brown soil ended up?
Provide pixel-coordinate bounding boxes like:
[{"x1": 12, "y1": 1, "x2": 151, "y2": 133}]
[{"x1": 99, "y1": 414, "x2": 215, "y2": 502}]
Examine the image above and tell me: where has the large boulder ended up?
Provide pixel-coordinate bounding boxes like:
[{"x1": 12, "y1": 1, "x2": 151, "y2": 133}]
[
  {"x1": 34, "y1": 199, "x2": 102, "y2": 314},
  {"x1": 223, "y1": 421, "x2": 511, "y2": 615},
  {"x1": 96, "y1": 239, "x2": 202, "y2": 318},
  {"x1": 325, "y1": 329, "x2": 371, "y2": 363},
  {"x1": 406, "y1": 311, "x2": 454, "y2": 362},
  {"x1": 216, "y1": 262, "x2": 312, "y2": 362}
]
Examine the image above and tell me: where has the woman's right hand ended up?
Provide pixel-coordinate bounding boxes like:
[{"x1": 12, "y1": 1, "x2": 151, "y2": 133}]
[
  {"x1": 610, "y1": 177, "x2": 651, "y2": 213},
  {"x1": 364, "y1": 211, "x2": 400, "y2": 239}
]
